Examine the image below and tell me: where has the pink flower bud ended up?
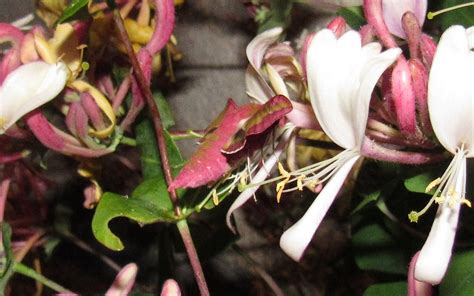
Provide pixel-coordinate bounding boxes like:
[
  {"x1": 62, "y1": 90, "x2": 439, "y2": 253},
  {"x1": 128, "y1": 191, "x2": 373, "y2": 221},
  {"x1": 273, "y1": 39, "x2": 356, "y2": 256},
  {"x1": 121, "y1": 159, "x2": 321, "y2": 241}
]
[
  {"x1": 327, "y1": 16, "x2": 346, "y2": 37},
  {"x1": 105, "y1": 263, "x2": 138, "y2": 296},
  {"x1": 409, "y1": 58, "x2": 432, "y2": 135},
  {"x1": 391, "y1": 58, "x2": 416, "y2": 134},
  {"x1": 160, "y1": 279, "x2": 181, "y2": 296},
  {"x1": 359, "y1": 24, "x2": 376, "y2": 45},
  {"x1": 420, "y1": 33, "x2": 436, "y2": 69},
  {"x1": 402, "y1": 11, "x2": 422, "y2": 59}
]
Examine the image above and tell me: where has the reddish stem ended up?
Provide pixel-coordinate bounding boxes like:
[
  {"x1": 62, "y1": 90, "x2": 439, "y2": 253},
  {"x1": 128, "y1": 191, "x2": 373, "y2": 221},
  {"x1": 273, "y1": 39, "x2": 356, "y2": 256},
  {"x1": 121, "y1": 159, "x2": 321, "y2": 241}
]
[{"x1": 112, "y1": 9, "x2": 210, "y2": 296}]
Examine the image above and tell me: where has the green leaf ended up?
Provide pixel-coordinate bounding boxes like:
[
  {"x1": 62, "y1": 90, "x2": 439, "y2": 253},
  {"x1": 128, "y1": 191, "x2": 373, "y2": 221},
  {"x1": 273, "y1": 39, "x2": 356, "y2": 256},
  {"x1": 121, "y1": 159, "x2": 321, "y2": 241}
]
[
  {"x1": 135, "y1": 120, "x2": 182, "y2": 180},
  {"x1": 154, "y1": 93, "x2": 175, "y2": 129},
  {"x1": 435, "y1": 0, "x2": 474, "y2": 30},
  {"x1": 352, "y1": 224, "x2": 408, "y2": 275},
  {"x1": 440, "y1": 251, "x2": 474, "y2": 295},
  {"x1": 364, "y1": 282, "x2": 407, "y2": 296},
  {"x1": 258, "y1": 0, "x2": 294, "y2": 33},
  {"x1": 92, "y1": 192, "x2": 177, "y2": 251},
  {"x1": 0, "y1": 223, "x2": 15, "y2": 293},
  {"x1": 337, "y1": 6, "x2": 366, "y2": 29},
  {"x1": 352, "y1": 181, "x2": 398, "y2": 215},
  {"x1": 57, "y1": 0, "x2": 90, "y2": 24},
  {"x1": 404, "y1": 171, "x2": 438, "y2": 194}
]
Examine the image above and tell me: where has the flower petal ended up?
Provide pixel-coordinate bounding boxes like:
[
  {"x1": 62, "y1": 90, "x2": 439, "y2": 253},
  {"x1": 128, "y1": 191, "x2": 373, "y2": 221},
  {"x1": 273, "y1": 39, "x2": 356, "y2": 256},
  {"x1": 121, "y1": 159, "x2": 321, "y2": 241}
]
[
  {"x1": 382, "y1": 0, "x2": 427, "y2": 39},
  {"x1": 0, "y1": 61, "x2": 68, "y2": 133},
  {"x1": 246, "y1": 27, "x2": 283, "y2": 71},
  {"x1": 415, "y1": 156, "x2": 466, "y2": 284},
  {"x1": 428, "y1": 25, "x2": 474, "y2": 157},
  {"x1": 307, "y1": 29, "x2": 360, "y2": 149},
  {"x1": 279, "y1": 153, "x2": 359, "y2": 261},
  {"x1": 307, "y1": 29, "x2": 400, "y2": 149}
]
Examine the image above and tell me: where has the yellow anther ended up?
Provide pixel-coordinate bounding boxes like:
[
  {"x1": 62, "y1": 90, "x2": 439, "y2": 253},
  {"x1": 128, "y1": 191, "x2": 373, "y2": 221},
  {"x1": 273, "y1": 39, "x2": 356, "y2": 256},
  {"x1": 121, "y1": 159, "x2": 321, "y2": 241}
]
[
  {"x1": 425, "y1": 177, "x2": 441, "y2": 193},
  {"x1": 212, "y1": 190, "x2": 219, "y2": 206},
  {"x1": 78, "y1": 167, "x2": 93, "y2": 178},
  {"x1": 276, "y1": 177, "x2": 290, "y2": 203},
  {"x1": 434, "y1": 195, "x2": 445, "y2": 204},
  {"x1": 296, "y1": 175, "x2": 305, "y2": 191},
  {"x1": 461, "y1": 198, "x2": 472, "y2": 208},
  {"x1": 278, "y1": 162, "x2": 290, "y2": 177}
]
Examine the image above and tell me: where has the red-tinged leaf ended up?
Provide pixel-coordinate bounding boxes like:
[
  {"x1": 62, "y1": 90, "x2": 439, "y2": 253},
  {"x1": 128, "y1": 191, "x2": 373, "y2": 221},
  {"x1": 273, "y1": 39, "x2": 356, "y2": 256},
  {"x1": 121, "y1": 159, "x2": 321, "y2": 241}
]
[
  {"x1": 222, "y1": 95, "x2": 292, "y2": 154},
  {"x1": 168, "y1": 99, "x2": 258, "y2": 190}
]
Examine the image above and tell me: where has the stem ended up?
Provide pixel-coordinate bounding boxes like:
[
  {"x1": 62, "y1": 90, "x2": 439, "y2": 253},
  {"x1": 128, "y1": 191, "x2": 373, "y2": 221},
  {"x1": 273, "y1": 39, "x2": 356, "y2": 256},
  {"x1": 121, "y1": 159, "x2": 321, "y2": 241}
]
[
  {"x1": 177, "y1": 220, "x2": 210, "y2": 296},
  {"x1": 111, "y1": 10, "x2": 210, "y2": 295},
  {"x1": 112, "y1": 10, "x2": 181, "y2": 215},
  {"x1": 14, "y1": 263, "x2": 72, "y2": 293}
]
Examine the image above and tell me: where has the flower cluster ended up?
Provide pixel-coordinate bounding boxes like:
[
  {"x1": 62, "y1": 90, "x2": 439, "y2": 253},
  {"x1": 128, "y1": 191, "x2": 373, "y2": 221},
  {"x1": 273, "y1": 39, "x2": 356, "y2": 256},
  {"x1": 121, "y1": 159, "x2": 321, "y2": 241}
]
[{"x1": 218, "y1": 0, "x2": 473, "y2": 290}]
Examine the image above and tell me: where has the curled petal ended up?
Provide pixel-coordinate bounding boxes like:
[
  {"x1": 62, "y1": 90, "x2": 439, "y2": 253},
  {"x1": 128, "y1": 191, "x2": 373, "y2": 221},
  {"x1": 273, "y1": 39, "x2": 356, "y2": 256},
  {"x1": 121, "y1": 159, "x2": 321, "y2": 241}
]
[
  {"x1": 279, "y1": 154, "x2": 359, "y2": 261},
  {"x1": 382, "y1": 0, "x2": 427, "y2": 39},
  {"x1": 146, "y1": 0, "x2": 175, "y2": 54},
  {"x1": 247, "y1": 27, "x2": 283, "y2": 71},
  {"x1": 427, "y1": 26, "x2": 474, "y2": 157},
  {"x1": 0, "y1": 61, "x2": 68, "y2": 133}
]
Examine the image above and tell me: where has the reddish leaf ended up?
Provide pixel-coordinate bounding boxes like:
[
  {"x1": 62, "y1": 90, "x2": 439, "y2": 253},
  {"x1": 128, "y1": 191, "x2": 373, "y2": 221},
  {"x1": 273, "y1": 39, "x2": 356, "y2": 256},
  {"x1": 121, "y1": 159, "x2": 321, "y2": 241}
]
[
  {"x1": 223, "y1": 95, "x2": 292, "y2": 153},
  {"x1": 168, "y1": 99, "x2": 258, "y2": 190},
  {"x1": 169, "y1": 96, "x2": 292, "y2": 190}
]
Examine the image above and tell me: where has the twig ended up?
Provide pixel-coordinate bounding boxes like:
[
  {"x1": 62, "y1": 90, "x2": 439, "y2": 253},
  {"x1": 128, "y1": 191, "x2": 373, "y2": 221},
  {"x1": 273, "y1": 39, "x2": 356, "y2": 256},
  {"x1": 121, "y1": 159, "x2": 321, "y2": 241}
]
[{"x1": 111, "y1": 9, "x2": 210, "y2": 295}]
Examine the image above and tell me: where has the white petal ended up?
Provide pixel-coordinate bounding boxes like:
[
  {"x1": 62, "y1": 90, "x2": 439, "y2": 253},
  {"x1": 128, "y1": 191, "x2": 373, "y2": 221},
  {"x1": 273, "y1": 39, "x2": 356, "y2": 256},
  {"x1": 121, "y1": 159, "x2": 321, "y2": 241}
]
[
  {"x1": 279, "y1": 154, "x2": 359, "y2": 261},
  {"x1": 307, "y1": 30, "x2": 360, "y2": 149},
  {"x1": 353, "y1": 46, "x2": 401, "y2": 144},
  {"x1": 226, "y1": 128, "x2": 294, "y2": 233},
  {"x1": 415, "y1": 156, "x2": 466, "y2": 284},
  {"x1": 307, "y1": 30, "x2": 400, "y2": 149},
  {"x1": 382, "y1": 0, "x2": 427, "y2": 39},
  {"x1": 0, "y1": 61, "x2": 68, "y2": 133},
  {"x1": 245, "y1": 66, "x2": 275, "y2": 104},
  {"x1": 428, "y1": 26, "x2": 474, "y2": 156},
  {"x1": 246, "y1": 27, "x2": 283, "y2": 70}
]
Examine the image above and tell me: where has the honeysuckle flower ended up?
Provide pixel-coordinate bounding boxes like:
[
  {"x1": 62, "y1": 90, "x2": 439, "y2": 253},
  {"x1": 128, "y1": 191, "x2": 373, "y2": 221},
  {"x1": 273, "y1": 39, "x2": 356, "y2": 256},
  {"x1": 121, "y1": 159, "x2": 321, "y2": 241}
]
[
  {"x1": 279, "y1": 29, "x2": 401, "y2": 261},
  {"x1": 0, "y1": 61, "x2": 68, "y2": 133},
  {"x1": 412, "y1": 25, "x2": 474, "y2": 285}
]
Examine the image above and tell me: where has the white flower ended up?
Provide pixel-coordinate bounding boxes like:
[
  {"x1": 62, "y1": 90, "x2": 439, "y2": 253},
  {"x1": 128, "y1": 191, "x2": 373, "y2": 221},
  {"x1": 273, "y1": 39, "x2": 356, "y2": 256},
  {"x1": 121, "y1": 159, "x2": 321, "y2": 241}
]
[
  {"x1": 279, "y1": 29, "x2": 400, "y2": 261},
  {"x1": 414, "y1": 25, "x2": 474, "y2": 285},
  {"x1": 0, "y1": 61, "x2": 68, "y2": 133}
]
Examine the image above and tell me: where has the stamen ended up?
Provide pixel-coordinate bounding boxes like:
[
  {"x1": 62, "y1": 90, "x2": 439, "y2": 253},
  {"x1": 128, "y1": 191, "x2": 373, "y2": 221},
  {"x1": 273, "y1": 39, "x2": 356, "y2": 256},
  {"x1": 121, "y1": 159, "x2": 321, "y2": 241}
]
[
  {"x1": 425, "y1": 177, "x2": 441, "y2": 193},
  {"x1": 427, "y1": 2, "x2": 474, "y2": 20}
]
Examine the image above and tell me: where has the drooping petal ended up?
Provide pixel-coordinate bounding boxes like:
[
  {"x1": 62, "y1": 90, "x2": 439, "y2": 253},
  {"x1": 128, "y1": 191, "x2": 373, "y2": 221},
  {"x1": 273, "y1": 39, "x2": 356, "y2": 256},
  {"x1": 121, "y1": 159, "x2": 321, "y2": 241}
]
[
  {"x1": 0, "y1": 61, "x2": 68, "y2": 133},
  {"x1": 279, "y1": 154, "x2": 359, "y2": 261},
  {"x1": 307, "y1": 29, "x2": 400, "y2": 149},
  {"x1": 246, "y1": 27, "x2": 283, "y2": 71},
  {"x1": 226, "y1": 128, "x2": 294, "y2": 233},
  {"x1": 415, "y1": 156, "x2": 466, "y2": 284},
  {"x1": 428, "y1": 26, "x2": 474, "y2": 157},
  {"x1": 382, "y1": 0, "x2": 427, "y2": 39}
]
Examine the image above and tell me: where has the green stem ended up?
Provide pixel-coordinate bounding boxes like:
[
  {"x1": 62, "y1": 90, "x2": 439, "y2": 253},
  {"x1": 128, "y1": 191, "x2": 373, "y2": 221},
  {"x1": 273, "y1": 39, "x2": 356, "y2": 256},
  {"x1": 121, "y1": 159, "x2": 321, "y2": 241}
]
[{"x1": 14, "y1": 263, "x2": 72, "y2": 293}]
